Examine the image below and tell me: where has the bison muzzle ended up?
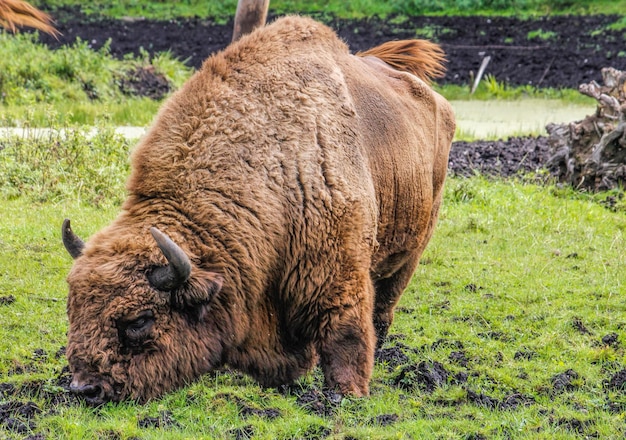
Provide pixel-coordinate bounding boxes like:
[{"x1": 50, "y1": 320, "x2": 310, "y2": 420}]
[{"x1": 62, "y1": 15, "x2": 455, "y2": 404}]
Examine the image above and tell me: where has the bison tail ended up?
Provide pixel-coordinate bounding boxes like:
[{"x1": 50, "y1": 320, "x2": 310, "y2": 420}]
[
  {"x1": 0, "y1": 0, "x2": 59, "y2": 37},
  {"x1": 357, "y1": 40, "x2": 446, "y2": 84}
]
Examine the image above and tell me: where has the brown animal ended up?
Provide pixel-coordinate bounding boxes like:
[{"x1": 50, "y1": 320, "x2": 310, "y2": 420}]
[
  {"x1": 62, "y1": 13, "x2": 455, "y2": 404},
  {"x1": 0, "y1": 0, "x2": 58, "y2": 36}
]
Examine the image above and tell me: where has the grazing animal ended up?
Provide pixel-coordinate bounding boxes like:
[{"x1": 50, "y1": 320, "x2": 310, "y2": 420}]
[
  {"x1": 0, "y1": 0, "x2": 58, "y2": 36},
  {"x1": 62, "y1": 11, "x2": 455, "y2": 405}
]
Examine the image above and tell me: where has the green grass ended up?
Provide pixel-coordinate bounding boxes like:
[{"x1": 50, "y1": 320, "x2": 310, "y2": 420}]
[
  {"x1": 437, "y1": 80, "x2": 594, "y2": 104},
  {"x1": 0, "y1": 100, "x2": 161, "y2": 126},
  {"x1": 0, "y1": 32, "x2": 192, "y2": 125},
  {"x1": 33, "y1": 0, "x2": 626, "y2": 20},
  {"x1": 0, "y1": 122, "x2": 131, "y2": 206},
  {"x1": 1, "y1": 173, "x2": 625, "y2": 438}
]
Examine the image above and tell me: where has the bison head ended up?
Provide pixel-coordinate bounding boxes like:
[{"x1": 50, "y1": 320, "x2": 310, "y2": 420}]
[{"x1": 62, "y1": 219, "x2": 224, "y2": 404}]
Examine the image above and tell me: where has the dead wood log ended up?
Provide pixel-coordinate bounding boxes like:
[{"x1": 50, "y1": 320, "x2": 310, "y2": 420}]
[{"x1": 546, "y1": 67, "x2": 626, "y2": 191}]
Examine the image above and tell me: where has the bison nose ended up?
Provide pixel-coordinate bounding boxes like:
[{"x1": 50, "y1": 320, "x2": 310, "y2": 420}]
[{"x1": 70, "y1": 379, "x2": 105, "y2": 405}]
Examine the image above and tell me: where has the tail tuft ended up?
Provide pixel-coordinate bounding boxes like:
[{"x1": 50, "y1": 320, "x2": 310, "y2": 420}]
[
  {"x1": 357, "y1": 40, "x2": 446, "y2": 84},
  {"x1": 0, "y1": 0, "x2": 59, "y2": 37}
]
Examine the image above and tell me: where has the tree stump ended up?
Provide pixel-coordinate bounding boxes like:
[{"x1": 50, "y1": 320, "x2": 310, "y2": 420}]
[{"x1": 546, "y1": 67, "x2": 626, "y2": 191}]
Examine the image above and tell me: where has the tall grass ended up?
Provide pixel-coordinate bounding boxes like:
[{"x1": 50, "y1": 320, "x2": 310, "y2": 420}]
[
  {"x1": 0, "y1": 33, "x2": 121, "y2": 105},
  {"x1": 0, "y1": 120, "x2": 131, "y2": 207},
  {"x1": 0, "y1": 32, "x2": 192, "y2": 110}
]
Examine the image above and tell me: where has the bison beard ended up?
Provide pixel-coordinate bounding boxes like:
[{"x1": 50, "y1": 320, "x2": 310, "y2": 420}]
[{"x1": 62, "y1": 15, "x2": 455, "y2": 404}]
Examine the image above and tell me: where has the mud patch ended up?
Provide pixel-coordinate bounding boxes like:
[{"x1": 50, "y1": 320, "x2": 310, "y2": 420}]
[
  {"x1": 137, "y1": 410, "x2": 179, "y2": 429},
  {"x1": 214, "y1": 393, "x2": 281, "y2": 419},
  {"x1": 551, "y1": 369, "x2": 580, "y2": 393},
  {"x1": 118, "y1": 65, "x2": 172, "y2": 100},
  {"x1": 449, "y1": 350, "x2": 469, "y2": 367},
  {"x1": 375, "y1": 345, "x2": 410, "y2": 370},
  {"x1": 0, "y1": 401, "x2": 41, "y2": 434},
  {"x1": 449, "y1": 137, "x2": 552, "y2": 179},
  {"x1": 299, "y1": 424, "x2": 331, "y2": 439},
  {"x1": 466, "y1": 390, "x2": 535, "y2": 410},
  {"x1": 571, "y1": 317, "x2": 593, "y2": 335},
  {"x1": 228, "y1": 424, "x2": 254, "y2": 440},
  {"x1": 514, "y1": 350, "x2": 537, "y2": 361},
  {"x1": 601, "y1": 333, "x2": 620, "y2": 348},
  {"x1": 465, "y1": 389, "x2": 500, "y2": 409},
  {"x1": 0, "y1": 295, "x2": 15, "y2": 306},
  {"x1": 38, "y1": 10, "x2": 626, "y2": 89},
  {"x1": 371, "y1": 413, "x2": 399, "y2": 426},
  {"x1": 239, "y1": 403, "x2": 281, "y2": 420},
  {"x1": 0, "y1": 363, "x2": 79, "y2": 436},
  {"x1": 606, "y1": 369, "x2": 626, "y2": 391},
  {"x1": 295, "y1": 389, "x2": 342, "y2": 417},
  {"x1": 393, "y1": 361, "x2": 449, "y2": 392},
  {"x1": 554, "y1": 417, "x2": 593, "y2": 435}
]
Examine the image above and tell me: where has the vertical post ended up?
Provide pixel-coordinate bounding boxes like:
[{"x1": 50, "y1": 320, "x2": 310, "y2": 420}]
[{"x1": 232, "y1": 0, "x2": 270, "y2": 42}]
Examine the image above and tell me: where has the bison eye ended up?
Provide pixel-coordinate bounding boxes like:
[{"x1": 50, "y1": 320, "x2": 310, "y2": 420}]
[{"x1": 119, "y1": 310, "x2": 154, "y2": 344}]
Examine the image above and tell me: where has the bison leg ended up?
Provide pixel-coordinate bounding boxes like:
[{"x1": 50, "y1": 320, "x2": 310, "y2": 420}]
[
  {"x1": 373, "y1": 250, "x2": 421, "y2": 347},
  {"x1": 317, "y1": 274, "x2": 376, "y2": 397}
]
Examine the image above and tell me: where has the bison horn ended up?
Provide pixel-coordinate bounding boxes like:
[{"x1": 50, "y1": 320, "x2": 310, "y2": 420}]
[
  {"x1": 148, "y1": 227, "x2": 192, "y2": 291},
  {"x1": 62, "y1": 218, "x2": 85, "y2": 259}
]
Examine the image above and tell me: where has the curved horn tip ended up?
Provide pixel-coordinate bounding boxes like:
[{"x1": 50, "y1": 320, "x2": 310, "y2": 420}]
[
  {"x1": 62, "y1": 218, "x2": 85, "y2": 259},
  {"x1": 149, "y1": 226, "x2": 165, "y2": 243}
]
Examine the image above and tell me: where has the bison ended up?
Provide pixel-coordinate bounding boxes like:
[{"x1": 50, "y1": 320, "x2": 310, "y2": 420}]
[{"x1": 62, "y1": 8, "x2": 455, "y2": 405}]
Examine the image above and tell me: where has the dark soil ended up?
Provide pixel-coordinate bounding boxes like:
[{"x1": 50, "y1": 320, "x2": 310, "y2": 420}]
[
  {"x1": 393, "y1": 361, "x2": 449, "y2": 392},
  {"x1": 551, "y1": 369, "x2": 580, "y2": 393},
  {"x1": 601, "y1": 333, "x2": 620, "y2": 348},
  {"x1": 0, "y1": 295, "x2": 16, "y2": 306},
  {"x1": 294, "y1": 388, "x2": 342, "y2": 417},
  {"x1": 37, "y1": 8, "x2": 626, "y2": 90},
  {"x1": 137, "y1": 411, "x2": 179, "y2": 429},
  {"x1": 118, "y1": 66, "x2": 172, "y2": 100},
  {"x1": 448, "y1": 136, "x2": 553, "y2": 178},
  {"x1": 466, "y1": 390, "x2": 535, "y2": 410},
  {"x1": 374, "y1": 346, "x2": 410, "y2": 370},
  {"x1": 371, "y1": 413, "x2": 399, "y2": 426},
  {"x1": 606, "y1": 369, "x2": 626, "y2": 390}
]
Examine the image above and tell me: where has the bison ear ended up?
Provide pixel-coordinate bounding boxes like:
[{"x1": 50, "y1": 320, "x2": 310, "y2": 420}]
[{"x1": 172, "y1": 272, "x2": 224, "y2": 321}]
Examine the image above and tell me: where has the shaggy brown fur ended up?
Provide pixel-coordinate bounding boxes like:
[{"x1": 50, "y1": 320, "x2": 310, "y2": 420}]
[
  {"x1": 64, "y1": 15, "x2": 455, "y2": 404},
  {"x1": 0, "y1": 0, "x2": 58, "y2": 36},
  {"x1": 358, "y1": 39, "x2": 446, "y2": 84}
]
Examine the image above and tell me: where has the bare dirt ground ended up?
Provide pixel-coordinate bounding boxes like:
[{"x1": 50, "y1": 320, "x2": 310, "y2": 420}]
[
  {"x1": 1, "y1": 11, "x2": 625, "y2": 437},
  {"x1": 39, "y1": 9, "x2": 626, "y2": 90}
]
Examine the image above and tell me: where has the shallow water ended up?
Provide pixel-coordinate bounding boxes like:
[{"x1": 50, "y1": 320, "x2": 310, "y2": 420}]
[{"x1": 451, "y1": 99, "x2": 594, "y2": 140}]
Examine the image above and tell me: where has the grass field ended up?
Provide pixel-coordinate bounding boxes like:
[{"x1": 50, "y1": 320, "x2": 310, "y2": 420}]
[{"x1": 1, "y1": 175, "x2": 625, "y2": 439}]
